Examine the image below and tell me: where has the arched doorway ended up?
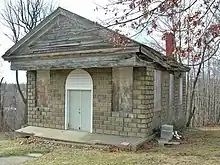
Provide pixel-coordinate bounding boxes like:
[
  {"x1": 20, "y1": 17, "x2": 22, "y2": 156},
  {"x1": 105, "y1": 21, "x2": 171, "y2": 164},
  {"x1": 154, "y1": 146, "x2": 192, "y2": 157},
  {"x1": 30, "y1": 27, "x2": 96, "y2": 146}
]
[{"x1": 65, "y1": 69, "x2": 93, "y2": 133}]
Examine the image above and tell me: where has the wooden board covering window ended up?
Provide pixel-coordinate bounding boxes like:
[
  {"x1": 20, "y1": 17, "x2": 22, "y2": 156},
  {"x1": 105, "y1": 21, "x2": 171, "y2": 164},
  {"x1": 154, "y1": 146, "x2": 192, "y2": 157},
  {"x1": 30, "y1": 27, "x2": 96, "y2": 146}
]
[{"x1": 154, "y1": 70, "x2": 162, "y2": 111}]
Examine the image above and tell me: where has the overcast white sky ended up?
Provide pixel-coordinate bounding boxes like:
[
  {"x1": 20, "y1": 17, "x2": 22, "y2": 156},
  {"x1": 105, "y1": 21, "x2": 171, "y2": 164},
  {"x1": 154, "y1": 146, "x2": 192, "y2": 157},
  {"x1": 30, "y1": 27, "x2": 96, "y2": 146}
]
[{"x1": 0, "y1": 0, "x2": 110, "y2": 83}]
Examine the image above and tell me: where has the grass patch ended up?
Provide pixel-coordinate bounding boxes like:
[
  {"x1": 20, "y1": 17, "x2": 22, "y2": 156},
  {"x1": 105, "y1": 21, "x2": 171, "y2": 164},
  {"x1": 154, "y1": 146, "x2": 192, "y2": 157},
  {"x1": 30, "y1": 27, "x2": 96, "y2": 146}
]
[
  {"x1": 0, "y1": 132, "x2": 7, "y2": 139},
  {"x1": 22, "y1": 148, "x2": 220, "y2": 165},
  {"x1": 23, "y1": 129, "x2": 220, "y2": 165},
  {"x1": 0, "y1": 140, "x2": 50, "y2": 157},
  {"x1": 1, "y1": 129, "x2": 220, "y2": 165}
]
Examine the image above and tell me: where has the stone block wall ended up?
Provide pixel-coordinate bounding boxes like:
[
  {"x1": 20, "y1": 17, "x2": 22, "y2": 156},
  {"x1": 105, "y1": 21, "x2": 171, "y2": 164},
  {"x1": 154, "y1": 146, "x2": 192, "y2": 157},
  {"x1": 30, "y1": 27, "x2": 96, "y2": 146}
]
[
  {"x1": 88, "y1": 67, "x2": 154, "y2": 138},
  {"x1": 48, "y1": 70, "x2": 71, "y2": 129},
  {"x1": 27, "y1": 67, "x2": 187, "y2": 138},
  {"x1": 27, "y1": 68, "x2": 113, "y2": 132},
  {"x1": 86, "y1": 68, "x2": 113, "y2": 134},
  {"x1": 132, "y1": 67, "x2": 154, "y2": 136},
  {"x1": 27, "y1": 67, "x2": 156, "y2": 137},
  {"x1": 151, "y1": 70, "x2": 187, "y2": 130},
  {"x1": 151, "y1": 70, "x2": 170, "y2": 130},
  {"x1": 161, "y1": 71, "x2": 170, "y2": 119},
  {"x1": 28, "y1": 70, "x2": 71, "y2": 129},
  {"x1": 27, "y1": 71, "x2": 37, "y2": 126}
]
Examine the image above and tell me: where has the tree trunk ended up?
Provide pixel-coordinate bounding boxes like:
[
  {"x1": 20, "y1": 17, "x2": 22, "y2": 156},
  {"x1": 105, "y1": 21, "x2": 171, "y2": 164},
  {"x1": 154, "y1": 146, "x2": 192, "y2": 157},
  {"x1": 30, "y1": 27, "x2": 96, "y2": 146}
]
[
  {"x1": 16, "y1": 70, "x2": 27, "y2": 124},
  {"x1": 0, "y1": 78, "x2": 4, "y2": 130},
  {"x1": 186, "y1": 59, "x2": 203, "y2": 127},
  {"x1": 202, "y1": 62, "x2": 206, "y2": 126}
]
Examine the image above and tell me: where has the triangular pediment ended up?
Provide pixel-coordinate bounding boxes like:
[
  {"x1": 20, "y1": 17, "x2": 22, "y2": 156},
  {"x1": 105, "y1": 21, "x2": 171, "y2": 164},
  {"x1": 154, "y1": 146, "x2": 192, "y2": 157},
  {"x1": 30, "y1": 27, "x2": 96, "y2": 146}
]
[
  {"x1": 3, "y1": 7, "x2": 138, "y2": 59},
  {"x1": 27, "y1": 15, "x2": 113, "y2": 54}
]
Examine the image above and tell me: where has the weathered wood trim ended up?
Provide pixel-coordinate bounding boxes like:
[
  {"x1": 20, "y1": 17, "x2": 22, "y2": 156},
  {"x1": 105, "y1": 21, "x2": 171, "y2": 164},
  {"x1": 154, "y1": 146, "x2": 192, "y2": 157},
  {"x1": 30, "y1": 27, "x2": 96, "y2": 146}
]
[
  {"x1": 140, "y1": 46, "x2": 168, "y2": 68},
  {"x1": 30, "y1": 41, "x2": 110, "y2": 51},
  {"x1": 140, "y1": 46, "x2": 190, "y2": 72},
  {"x1": 10, "y1": 54, "x2": 148, "y2": 70},
  {"x1": 29, "y1": 43, "x2": 138, "y2": 54},
  {"x1": 30, "y1": 37, "x2": 106, "y2": 48},
  {"x1": 30, "y1": 36, "x2": 98, "y2": 46},
  {"x1": 3, "y1": 10, "x2": 63, "y2": 58},
  {"x1": 29, "y1": 40, "x2": 137, "y2": 51},
  {"x1": 5, "y1": 46, "x2": 140, "y2": 61}
]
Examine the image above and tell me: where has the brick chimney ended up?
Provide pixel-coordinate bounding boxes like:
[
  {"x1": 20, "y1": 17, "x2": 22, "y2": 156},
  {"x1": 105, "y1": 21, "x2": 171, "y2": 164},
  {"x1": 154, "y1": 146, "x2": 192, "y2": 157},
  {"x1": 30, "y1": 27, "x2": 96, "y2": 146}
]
[{"x1": 165, "y1": 32, "x2": 175, "y2": 56}]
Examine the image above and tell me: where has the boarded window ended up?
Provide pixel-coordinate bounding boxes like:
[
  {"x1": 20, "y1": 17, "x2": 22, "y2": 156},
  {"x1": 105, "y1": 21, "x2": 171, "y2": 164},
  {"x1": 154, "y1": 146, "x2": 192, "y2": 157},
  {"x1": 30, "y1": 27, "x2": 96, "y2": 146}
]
[
  {"x1": 179, "y1": 77, "x2": 183, "y2": 104},
  {"x1": 169, "y1": 74, "x2": 174, "y2": 105},
  {"x1": 112, "y1": 67, "x2": 133, "y2": 112},
  {"x1": 154, "y1": 70, "x2": 162, "y2": 111},
  {"x1": 36, "y1": 70, "x2": 50, "y2": 107}
]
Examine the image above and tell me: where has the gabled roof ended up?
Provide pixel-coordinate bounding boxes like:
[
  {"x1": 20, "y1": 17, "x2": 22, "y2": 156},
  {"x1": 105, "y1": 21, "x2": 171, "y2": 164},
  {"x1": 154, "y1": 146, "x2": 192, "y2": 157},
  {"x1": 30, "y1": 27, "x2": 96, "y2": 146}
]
[
  {"x1": 3, "y1": 7, "x2": 66, "y2": 58},
  {"x1": 2, "y1": 7, "x2": 139, "y2": 59},
  {"x1": 2, "y1": 7, "x2": 189, "y2": 72}
]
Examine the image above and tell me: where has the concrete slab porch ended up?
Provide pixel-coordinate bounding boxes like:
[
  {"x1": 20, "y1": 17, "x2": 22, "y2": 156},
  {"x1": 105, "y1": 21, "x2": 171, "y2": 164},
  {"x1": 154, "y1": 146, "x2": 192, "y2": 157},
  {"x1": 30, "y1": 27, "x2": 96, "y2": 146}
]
[{"x1": 16, "y1": 126, "x2": 149, "y2": 151}]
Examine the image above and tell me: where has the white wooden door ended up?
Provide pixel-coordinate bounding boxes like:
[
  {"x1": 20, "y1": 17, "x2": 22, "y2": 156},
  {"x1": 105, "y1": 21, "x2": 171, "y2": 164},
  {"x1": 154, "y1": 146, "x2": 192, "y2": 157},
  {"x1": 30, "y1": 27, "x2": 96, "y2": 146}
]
[
  {"x1": 65, "y1": 69, "x2": 93, "y2": 132},
  {"x1": 68, "y1": 90, "x2": 81, "y2": 130},
  {"x1": 80, "y1": 90, "x2": 92, "y2": 132},
  {"x1": 68, "y1": 90, "x2": 91, "y2": 132}
]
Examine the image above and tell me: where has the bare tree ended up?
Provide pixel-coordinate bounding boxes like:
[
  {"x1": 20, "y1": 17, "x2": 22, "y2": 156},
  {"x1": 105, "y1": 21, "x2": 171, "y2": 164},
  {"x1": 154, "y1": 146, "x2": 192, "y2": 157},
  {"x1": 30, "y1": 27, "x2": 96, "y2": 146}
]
[
  {"x1": 96, "y1": 0, "x2": 220, "y2": 127},
  {"x1": 0, "y1": 77, "x2": 7, "y2": 131},
  {"x1": 0, "y1": 77, "x2": 4, "y2": 125},
  {"x1": 1, "y1": 0, "x2": 57, "y2": 124}
]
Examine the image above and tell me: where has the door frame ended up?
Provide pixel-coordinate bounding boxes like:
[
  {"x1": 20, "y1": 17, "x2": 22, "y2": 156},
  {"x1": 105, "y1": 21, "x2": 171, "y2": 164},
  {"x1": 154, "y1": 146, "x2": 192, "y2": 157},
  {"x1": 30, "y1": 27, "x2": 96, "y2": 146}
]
[{"x1": 64, "y1": 69, "x2": 93, "y2": 133}]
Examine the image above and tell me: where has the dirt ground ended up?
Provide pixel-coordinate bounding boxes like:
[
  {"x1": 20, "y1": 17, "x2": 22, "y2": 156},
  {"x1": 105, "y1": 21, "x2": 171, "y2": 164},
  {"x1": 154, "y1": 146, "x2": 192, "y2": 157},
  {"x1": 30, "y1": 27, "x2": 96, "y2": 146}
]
[{"x1": 1, "y1": 128, "x2": 220, "y2": 165}]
